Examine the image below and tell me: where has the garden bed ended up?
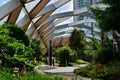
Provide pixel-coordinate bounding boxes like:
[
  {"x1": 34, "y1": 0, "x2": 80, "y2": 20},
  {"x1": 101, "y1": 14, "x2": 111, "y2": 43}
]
[{"x1": 74, "y1": 61, "x2": 120, "y2": 80}]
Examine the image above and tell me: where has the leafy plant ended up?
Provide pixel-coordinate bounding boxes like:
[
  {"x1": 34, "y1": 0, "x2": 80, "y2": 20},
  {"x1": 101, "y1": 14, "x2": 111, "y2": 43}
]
[
  {"x1": 53, "y1": 45, "x2": 76, "y2": 66},
  {"x1": 90, "y1": 0, "x2": 120, "y2": 32},
  {"x1": 74, "y1": 61, "x2": 120, "y2": 80},
  {"x1": 0, "y1": 23, "x2": 35, "y2": 70},
  {"x1": 20, "y1": 71, "x2": 63, "y2": 80},
  {"x1": 30, "y1": 40, "x2": 47, "y2": 62},
  {"x1": 90, "y1": 0, "x2": 120, "y2": 62},
  {"x1": 69, "y1": 29, "x2": 86, "y2": 59},
  {"x1": 0, "y1": 68, "x2": 63, "y2": 80},
  {"x1": 76, "y1": 59, "x2": 89, "y2": 64},
  {"x1": 2, "y1": 23, "x2": 30, "y2": 46}
]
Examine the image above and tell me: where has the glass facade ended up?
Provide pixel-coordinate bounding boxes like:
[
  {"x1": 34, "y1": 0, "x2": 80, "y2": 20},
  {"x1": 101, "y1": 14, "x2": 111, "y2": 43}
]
[
  {"x1": 78, "y1": 16, "x2": 84, "y2": 20},
  {"x1": 96, "y1": 0, "x2": 100, "y2": 3},
  {"x1": 74, "y1": 0, "x2": 100, "y2": 39},
  {"x1": 78, "y1": 0, "x2": 87, "y2": 9}
]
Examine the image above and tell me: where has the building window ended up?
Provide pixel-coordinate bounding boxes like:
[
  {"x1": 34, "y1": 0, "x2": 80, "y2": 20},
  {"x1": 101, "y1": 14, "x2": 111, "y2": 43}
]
[
  {"x1": 90, "y1": 0, "x2": 92, "y2": 5},
  {"x1": 78, "y1": 0, "x2": 87, "y2": 9},
  {"x1": 78, "y1": 16, "x2": 84, "y2": 21},
  {"x1": 96, "y1": 0, "x2": 100, "y2": 3}
]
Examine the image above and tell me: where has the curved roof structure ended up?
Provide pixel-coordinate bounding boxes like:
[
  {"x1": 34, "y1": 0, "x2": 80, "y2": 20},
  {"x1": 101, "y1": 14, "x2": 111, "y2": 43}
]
[{"x1": 0, "y1": 0, "x2": 101, "y2": 48}]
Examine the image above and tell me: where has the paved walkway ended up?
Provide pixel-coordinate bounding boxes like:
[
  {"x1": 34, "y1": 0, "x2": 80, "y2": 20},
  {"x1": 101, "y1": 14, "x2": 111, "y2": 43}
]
[
  {"x1": 43, "y1": 67, "x2": 77, "y2": 73},
  {"x1": 35, "y1": 65, "x2": 92, "y2": 80}
]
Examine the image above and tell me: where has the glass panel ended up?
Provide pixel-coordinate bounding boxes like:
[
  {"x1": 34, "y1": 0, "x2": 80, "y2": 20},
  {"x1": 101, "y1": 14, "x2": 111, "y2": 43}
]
[
  {"x1": 0, "y1": 15, "x2": 9, "y2": 24},
  {"x1": 77, "y1": 16, "x2": 84, "y2": 20},
  {"x1": 16, "y1": 8, "x2": 26, "y2": 23},
  {"x1": 54, "y1": 0, "x2": 73, "y2": 14},
  {"x1": 96, "y1": 0, "x2": 100, "y2": 3},
  {"x1": 47, "y1": 0, "x2": 57, "y2": 5},
  {"x1": 56, "y1": 17, "x2": 73, "y2": 26},
  {"x1": 0, "y1": 0, "x2": 10, "y2": 7},
  {"x1": 32, "y1": 16, "x2": 41, "y2": 23},
  {"x1": 78, "y1": 0, "x2": 87, "y2": 9},
  {"x1": 25, "y1": 0, "x2": 40, "y2": 12}
]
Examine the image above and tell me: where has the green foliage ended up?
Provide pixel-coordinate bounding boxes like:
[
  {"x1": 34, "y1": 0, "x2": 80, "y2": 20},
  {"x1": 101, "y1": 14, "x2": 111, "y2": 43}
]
[
  {"x1": 54, "y1": 46, "x2": 69, "y2": 66},
  {"x1": 0, "y1": 68, "x2": 18, "y2": 80},
  {"x1": 90, "y1": 37, "x2": 100, "y2": 50},
  {"x1": 83, "y1": 37, "x2": 101, "y2": 62},
  {"x1": 0, "y1": 23, "x2": 35, "y2": 69},
  {"x1": 0, "y1": 35, "x2": 35, "y2": 68},
  {"x1": 30, "y1": 40, "x2": 42, "y2": 60},
  {"x1": 95, "y1": 40, "x2": 120, "y2": 64},
  {"x1": 89, "y1": 0, "x2": 120, "y2": 65},
  {"x1": 0, "y1": 25, "x2": 9, "y2": 34},
  {"x1": 20, "y1": 71, "x2": 63, "y2": 80},
  {"x1": 69, "y1": 29, "x2": 85, "y2": 51},
  {"x1": 84, "y1": 37, "x2": 120, "y2": 64},
  {"x1": 90, "y1": 0, "x2": 120, "y2": 33},
  {"x1": 76, "y1": 59, "x2": 89, "y2": 64},
  {"x1": 69, "y1": 29, "x2": 86, "y2": 59},
  {"x1": 79, "y1": 78, "x2": 83, "y2": 80},
  {"x1": 95, "y1": 42, "x2": 113, "y2": 64},
  {"x1": 53, "y1": 45, "x2": 76, "y2": 66},
  {"x1": 0, "y1": 68, "x2": 63, "y2": 80},
  {"x1": 2, "y1": 23, "x2": 30, "y2": 46},
  {"x1": 30, "y1": 40, "x2": 47, "y2": 62},
  {"x1": 74, "y1": 61, "x2": 120, "y2": 80}
]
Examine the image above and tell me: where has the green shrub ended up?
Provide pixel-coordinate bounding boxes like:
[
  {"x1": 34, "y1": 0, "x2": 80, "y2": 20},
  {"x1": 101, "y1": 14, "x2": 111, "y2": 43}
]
[
  {"x1": 94, "y1": 41, "x2": 120, "y2": 64},
  {"x1": 0, "y1": 23, "x2": 35, "y2": 69},
  {"x1": 0, "y1": 68, "x2": 18, "y2": 80},
  {"x1": 58, "y1": 48, "x2": 70, "y2": 66},
  {"x1": 76, "y1": 59, "x2": 89, "y2": 64},
  {"x1": 0, "y1": 68, "x2": 63, "y2": 80},
  {"x1": 74, "y1": 67, "x2": 89, "y2": 77},
  {"x1": 2, "y1": 23, "x2": 30, "y2": 46},
  {"x1": 30, "y1": 40, "x2": 47, "y2": 61},
  {"x1": 69, "y1": 29, "x2": 86, "y2": 59},
  {"x1": 20, "y1": 71, "x2": 63, "y2": 80},
  {"x1": 95, "y1": 44, "x2": 114, "y2": 64},
  {"x1": 53, "y1": 45, "x2": 76, "y2": 66},
  {"x1": 74, "y1": 61, "x2": 120, "y2": 80}
]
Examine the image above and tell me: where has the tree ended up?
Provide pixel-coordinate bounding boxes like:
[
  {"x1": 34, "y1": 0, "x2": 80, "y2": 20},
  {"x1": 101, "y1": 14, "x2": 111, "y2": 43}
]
[
  {"x1": 90, "y1": 0, "x2": 120, "y2": 63},
  {"x1": 69, "y1": 29, "x2": 86, "y2": 59},
  {"x1": 84, "y1": 37, "x2": 100, "y2": 62},
  {"x1": 90, "y1": 0, "x2": 120, "y2": 33},
  {"x1": 30, "y1": 40, "x2": 47, "y2": 61},
  {"x1": 53, "y1": 45, "x2": 76, "y2": 66}
]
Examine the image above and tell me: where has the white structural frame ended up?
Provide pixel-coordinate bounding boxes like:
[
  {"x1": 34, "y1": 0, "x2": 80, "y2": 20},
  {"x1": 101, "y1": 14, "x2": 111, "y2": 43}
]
[{"x1": 0, "y1": 0, "x2": 106, "y2": 47}]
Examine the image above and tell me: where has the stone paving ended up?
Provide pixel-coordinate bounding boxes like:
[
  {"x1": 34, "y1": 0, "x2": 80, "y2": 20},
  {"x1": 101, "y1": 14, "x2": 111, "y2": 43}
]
[
  {"x1": 43, "y1": 67, "x2": 77, "y2": 73},
  {"x1": 35, "y1": 65, "x2": 92, "y2": 80}
]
